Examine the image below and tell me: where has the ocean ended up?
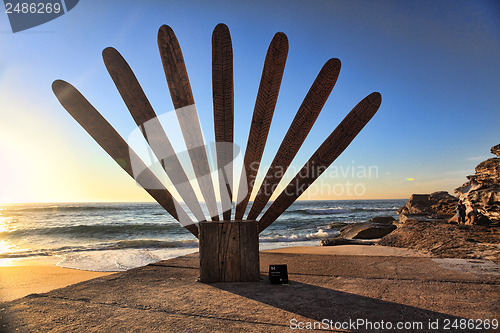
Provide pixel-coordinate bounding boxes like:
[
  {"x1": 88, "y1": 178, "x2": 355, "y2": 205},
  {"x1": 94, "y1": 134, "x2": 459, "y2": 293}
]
[{"x1": 0, "y1": 200, "x2": 405, "y2": 272}]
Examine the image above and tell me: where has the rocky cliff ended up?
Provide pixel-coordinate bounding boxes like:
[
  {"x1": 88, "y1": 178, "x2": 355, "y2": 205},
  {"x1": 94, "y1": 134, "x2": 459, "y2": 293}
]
[
  {"x1": 398, "y1": 144, "x2": 499, "y2": 225},
  {"x1": 455, "y1": 144, "x2": 500, "y2": 225}
]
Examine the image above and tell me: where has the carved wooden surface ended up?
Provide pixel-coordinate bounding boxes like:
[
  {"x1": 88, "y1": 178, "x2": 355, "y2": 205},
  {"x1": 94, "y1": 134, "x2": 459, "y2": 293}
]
[
  {"x1": 52, "y1": 80, "x2": 198, "y2": 237},
  {"x1": 247, "y1": 58, "x2": 341, "y2": 220},
  {"x1": 53, "y1": 24, "x2": 382, "y2": 256},
  {"x1": 212, "y1": 23, "x2": 234, "y2": 221},
  {"x1": 234, "y1": 32, "x2": 288, "y2": 220},
  {"x1": 158, "y1": 25, "x2": 220, "y2": 221},
  {"x1": 103, "y1": 47, "x2": 206, "y2": 223},
  {"x1": 258, "y1": 92, "x2": 382, "y2": 232},
  {"x1": 238, "y1": 220, "x2": 260, "y2": 279},
  {"x1": 199, "y1": 221, "x2": 260, "y2": 283}
]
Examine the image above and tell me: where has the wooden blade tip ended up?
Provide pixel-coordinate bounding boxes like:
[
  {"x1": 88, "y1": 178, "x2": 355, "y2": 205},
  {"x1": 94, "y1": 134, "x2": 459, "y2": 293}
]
[
  {"x1": 273, "y1": 32, "x2": 288, "y2": 41},
  {"x1": 158, "y1": 24, "x2": 174, "y2": 37},
  {"x1": 369, "y1": 92, "x2": 382, "y2": 105},
  {"x1": 356, "y1": 92, "x2": 382, "y2": 119},
  {"x1": 214, "y1": 23, "x2": 229, "y2": 33},
  {"x1": 325, "y1": 58, "x2": 341, "y2": 70},
  {"x1": 102, "y1": 47, "x2": 120, "y2": 59},
  {"x1": 52, "y1": 79, "x2": 64, "y2": 91},
  {"x1": 271, "y1": 32, "x2": 289, "y2": 49},
  {"x1": 52, "y1": 79, "x2": 72, "y2": 97}
]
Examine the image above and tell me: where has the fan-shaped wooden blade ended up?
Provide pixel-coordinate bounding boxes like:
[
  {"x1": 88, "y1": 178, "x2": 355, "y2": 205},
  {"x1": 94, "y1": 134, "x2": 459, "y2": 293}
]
[
  {"x1": 158, "y1": 25, "x2": 220, "y2": 221},
  {"x1": 52, "y1": 80, "x2": 198, "y2": 238},
  {"x1": 103, "y1": 47, "x2": 207, "y2": 223},
  {"x1": 247, "y1": 58, "x2": 341, "y2": 220},
  {"x1": 234, "y1": 32, "x2": 288, "y2": 220},
  {"x1": 212, "y1": 23, "x2": 234, "y2": 221},
  {"x1": 258, "y1": 92, "x2": 382, "y2": 232}
]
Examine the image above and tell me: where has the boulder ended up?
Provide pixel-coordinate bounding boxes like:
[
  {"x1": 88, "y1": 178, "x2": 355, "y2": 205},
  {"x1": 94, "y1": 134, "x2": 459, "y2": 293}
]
[
  {"x1": 368, "y1": 216, "x2": 396, "y2": 224},
  {"x1": 339, "y1": 222, "x2": 396, "y2": 239},
  {"x1": 429, "y1": 191, "x2": 460, "y2": 215},
  {"x1": 397, "y1": 191, "x2": 458, "y2": 223},
  {"x1": 397, "y1": 194, "x2": 433, "y2": 215}
]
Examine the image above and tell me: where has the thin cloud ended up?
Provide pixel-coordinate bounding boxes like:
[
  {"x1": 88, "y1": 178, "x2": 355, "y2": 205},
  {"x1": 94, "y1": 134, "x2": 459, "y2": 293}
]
[{"x1": 465, "y1": 155, "x2": 487, "y2": 162}]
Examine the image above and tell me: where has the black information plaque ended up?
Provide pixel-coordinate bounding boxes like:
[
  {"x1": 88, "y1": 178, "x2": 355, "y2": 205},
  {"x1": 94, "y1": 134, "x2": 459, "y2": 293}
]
[{"x1": 269, "y1": 264, "x2": 288, "y2": 284}]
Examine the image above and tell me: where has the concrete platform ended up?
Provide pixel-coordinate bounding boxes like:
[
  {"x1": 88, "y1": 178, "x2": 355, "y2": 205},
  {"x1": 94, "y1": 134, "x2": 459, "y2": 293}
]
[{"x1": 1, "y1": 249, "x2": 499, "y2": 332}]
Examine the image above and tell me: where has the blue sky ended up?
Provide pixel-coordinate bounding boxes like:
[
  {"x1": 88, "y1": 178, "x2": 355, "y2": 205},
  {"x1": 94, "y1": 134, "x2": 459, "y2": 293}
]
[{"x1": 0, "y1": 0, "x2": 499, "y2": 203}]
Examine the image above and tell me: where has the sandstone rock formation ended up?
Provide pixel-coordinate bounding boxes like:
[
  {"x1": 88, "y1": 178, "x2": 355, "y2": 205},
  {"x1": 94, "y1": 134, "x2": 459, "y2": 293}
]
[
  {"x1": 455, "y1": 144, "x2": 500, "y2": 225},
  {"x1": 397, "y1": 191, "x2": 458, "y2": 223},
  {"x1": 396, "y1": 144, "x2": 499, "y2": 225},
  {"x1": 376, "y1": 144, "x2": 500, "y2": 259},
  {"x1": 321, "y1": 219, "x2": 397, "y2": 246},
  {"x1": 490, "y1": 143, "x2": 500, "y2": 157},
  {"x1": 378, "y1": 220, "x2": 500, "y2": 263}
]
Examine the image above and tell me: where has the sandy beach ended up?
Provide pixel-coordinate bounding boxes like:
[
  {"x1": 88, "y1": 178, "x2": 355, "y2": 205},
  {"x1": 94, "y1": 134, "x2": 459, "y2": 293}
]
[
  {"x1": 0, "y1": 258, "x2": 113, "y2": 302},
  {"x1": 1, "y1": 245, "x2": 498, "y2": 332}
]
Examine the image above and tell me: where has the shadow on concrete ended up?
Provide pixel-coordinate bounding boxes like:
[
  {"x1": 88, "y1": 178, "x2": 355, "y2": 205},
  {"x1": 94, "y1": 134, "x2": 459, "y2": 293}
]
[{"x1": 212, "y1": 277, "x2": 474, "y2": 332}]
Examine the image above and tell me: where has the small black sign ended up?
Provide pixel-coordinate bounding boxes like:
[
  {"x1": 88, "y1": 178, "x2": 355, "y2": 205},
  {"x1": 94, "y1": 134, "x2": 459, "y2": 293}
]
[{"x1": 269, "y1": 264, "x2": 288, "y2": 284}]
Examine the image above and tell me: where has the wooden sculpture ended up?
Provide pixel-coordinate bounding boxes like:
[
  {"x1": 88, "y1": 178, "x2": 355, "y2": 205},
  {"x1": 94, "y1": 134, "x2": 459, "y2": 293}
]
[{"x1": 53, "y1": 23, "x2": 381, "y2": 283}]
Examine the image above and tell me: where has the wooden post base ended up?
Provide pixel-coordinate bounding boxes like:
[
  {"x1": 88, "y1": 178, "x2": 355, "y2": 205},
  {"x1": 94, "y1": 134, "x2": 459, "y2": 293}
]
[{"x1": 199, "y1": 221, "x2": 260, "y2": 283}]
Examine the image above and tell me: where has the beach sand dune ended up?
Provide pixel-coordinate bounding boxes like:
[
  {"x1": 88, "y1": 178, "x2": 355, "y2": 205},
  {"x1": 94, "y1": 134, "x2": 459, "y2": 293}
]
[{"x1": 1, "y1": 246, "x2": 499, "y2": 332}]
